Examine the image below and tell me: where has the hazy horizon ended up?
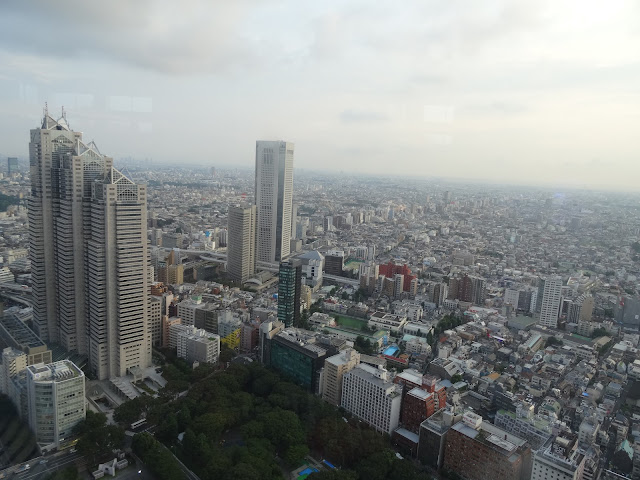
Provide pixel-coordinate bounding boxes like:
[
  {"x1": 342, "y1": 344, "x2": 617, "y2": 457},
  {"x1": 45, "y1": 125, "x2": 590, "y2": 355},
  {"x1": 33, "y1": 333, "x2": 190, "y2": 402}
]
[{"x1": 1, "y1": 1, "x2": 639, "y2": 191}]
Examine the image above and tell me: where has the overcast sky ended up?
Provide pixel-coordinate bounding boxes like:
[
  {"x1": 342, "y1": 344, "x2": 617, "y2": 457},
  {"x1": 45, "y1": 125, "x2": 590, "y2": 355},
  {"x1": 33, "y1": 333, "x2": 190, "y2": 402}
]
[{"x1": 0, "y1": 0, "x2": 638, "y2": 190}]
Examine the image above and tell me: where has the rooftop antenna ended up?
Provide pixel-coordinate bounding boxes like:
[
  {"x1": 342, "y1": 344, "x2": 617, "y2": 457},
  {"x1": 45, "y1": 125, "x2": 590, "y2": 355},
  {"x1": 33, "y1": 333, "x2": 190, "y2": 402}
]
[{"x1": 44, "y1": 102, "x2": 48, "y2": 117}]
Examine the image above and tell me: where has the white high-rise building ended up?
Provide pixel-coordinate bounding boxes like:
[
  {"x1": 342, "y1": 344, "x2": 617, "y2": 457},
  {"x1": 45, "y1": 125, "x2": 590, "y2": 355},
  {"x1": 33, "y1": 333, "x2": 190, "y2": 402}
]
[
  {"x1": 341, "y1": 364, "x2": 402, "y2": 434},
  {"x1": 227, "y1": 204, "x2": 256, "y2": 283},
  {"x1": 29, "y1": 111, "x2": 151, "y2": 379},
  {"x1": 26, "y1": 360, "x2": 85, "y2": 449},
  {"x1": 255, "y1": 141, "x2": 294, "y2": 263},
  {"x1": 538, "y1": 276, "x2": 563, "y2": 328}
]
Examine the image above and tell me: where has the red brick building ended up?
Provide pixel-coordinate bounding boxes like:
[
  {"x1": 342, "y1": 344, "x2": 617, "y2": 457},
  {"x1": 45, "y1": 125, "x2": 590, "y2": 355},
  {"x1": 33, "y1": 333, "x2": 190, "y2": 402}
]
[
  {"x1": 443, "y1": 413, "x2": 532, "y2": 480},
  {"x1": 378, "y1": 261, "x2": 416, "y2": 292}
]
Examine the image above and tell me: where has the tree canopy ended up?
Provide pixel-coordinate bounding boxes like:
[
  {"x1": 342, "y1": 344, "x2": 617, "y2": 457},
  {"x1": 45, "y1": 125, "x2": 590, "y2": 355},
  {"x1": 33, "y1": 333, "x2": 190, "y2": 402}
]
[{"x1": 139, "y1": 362, "x2": 431, "y2": 480}]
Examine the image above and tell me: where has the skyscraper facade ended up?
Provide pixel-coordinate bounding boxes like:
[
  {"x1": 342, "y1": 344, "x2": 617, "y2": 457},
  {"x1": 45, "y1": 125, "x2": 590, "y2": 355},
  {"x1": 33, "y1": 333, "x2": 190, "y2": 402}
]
[
  {"x1": 29, "y1": 111, "x2": 151, "y2": 379},
  {"x1": 278, "y1": 259, "x2": 301, "y2": 327},
  {"x1": 7, "y1": 157, "x2": 18, "y2": 175},
  {"x1": 226, "y1": 204, "x2": 256, "y2": 283},
  {"x1": 538, "y1": 276, "x2": 563, "y2": 328},
  {"x1": 255, "y1": 140, "x2": 294, "y2": 263},
  {"x1": 26, "y1": 360, "x2": 85, "y2": 449}
]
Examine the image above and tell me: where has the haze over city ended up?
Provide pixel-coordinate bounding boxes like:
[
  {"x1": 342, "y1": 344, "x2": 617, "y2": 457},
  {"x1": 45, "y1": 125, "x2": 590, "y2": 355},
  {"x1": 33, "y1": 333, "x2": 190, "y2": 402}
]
[{"x1": 0, "y1": 1, "x2": 639, "y2": 190}]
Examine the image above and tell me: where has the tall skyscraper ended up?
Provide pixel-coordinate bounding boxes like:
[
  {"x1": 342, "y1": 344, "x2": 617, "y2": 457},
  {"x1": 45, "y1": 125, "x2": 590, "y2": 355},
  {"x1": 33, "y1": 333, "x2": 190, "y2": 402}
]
[
  {"x1": 7, "y1": 157, "x2": 18, "y2": 175},
  {"x1": 226, "y1": 204, "x2": 256, "y2": 283},
  {"x1": 277, "y1": 259, "x2": 301, "y2": 327},
  {"x1": 29, "y1": 110, "x2": 151, "y2": 379},
  {"x1": 538, "y1": 276, "x2": 563, "y2": 328},
  {"x1": 255, "y1": 140, "x2": 294, "y2": 263}
]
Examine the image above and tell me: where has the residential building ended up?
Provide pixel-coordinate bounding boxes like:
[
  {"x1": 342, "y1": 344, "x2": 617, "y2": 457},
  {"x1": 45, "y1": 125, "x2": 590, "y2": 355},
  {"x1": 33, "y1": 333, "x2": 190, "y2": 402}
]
[
  {"x1": 297, "y1": 250, "x2": 324, "y2": 290},
  {"x1": 401, "y1": 387, "x2": 437, "y2": 433},
  {"x1": 0, "y1": 347, "x2": 27, "y2": 395},
  {"x1": 494, "y1": 405, "x2": 553, "y2": 451},
  {"x1": 226, "y1": 204, "x2": 256, "y2": 284},
  {"x1": 26, "y1": 360, "x2": 85, "y2": 449},
  {"x1": 255, "y1": 140, "x2": 294, "y2": 263},
  {"x1": 176, "y1": 328, "x2": 220, "y2": 364},
  {"x1": 162, "y1": 316, "x2": 182, "y2": 348},
  {"x1": 320, "y1": 348, "x2": 360, "y2": 406},
  {"x1": 568, "y1": 294, "x2": 594, "y2": 324},
  {"x1": 149, "y1": 297, "x2": 162, "y2": 347},
  {"x1": 443, "y1": 412, "x2": 532, "y2": 480},
  {"x1": 341, "y1": 364, "x2": 402, "y2": 434},
  {"x1": 531, "y1": 434, "x2": 586, "y2": 480},
  {"x1": 538, "y1": 276, "x2": 563, "y2": 328},
  {"x1": 324, "y1": 250, "x2": 344, "y2": 276}
]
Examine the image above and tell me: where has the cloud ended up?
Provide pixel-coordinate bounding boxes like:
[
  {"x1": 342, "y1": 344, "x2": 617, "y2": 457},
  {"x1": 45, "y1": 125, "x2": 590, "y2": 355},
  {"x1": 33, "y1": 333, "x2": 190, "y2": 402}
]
[
  {"x1": 0, "y1": 1, "x2": 263, "y2": 74},
  {"x1": 465, "y1": 101, "x2": 529, "y2": 115},
  {"x1": 339, "y1": 109, "x2": 389, "y2": 123}
]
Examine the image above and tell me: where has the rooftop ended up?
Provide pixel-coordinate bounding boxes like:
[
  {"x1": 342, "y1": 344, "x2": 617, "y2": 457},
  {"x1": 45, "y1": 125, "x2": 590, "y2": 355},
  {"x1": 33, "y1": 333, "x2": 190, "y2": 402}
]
[{"x1": 0, "y1": 311, "x2": 46, "y2": 350}]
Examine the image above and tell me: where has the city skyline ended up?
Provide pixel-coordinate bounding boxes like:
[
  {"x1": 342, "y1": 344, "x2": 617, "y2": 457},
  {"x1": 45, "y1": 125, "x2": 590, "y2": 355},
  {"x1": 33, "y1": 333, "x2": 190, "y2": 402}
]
[{"x1": 0, "y1": 2, "x2": 639, "y2": 190}]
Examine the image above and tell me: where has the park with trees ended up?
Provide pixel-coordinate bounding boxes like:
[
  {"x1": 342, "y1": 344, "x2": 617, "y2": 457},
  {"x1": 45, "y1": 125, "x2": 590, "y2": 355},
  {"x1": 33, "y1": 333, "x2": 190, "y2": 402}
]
[{"x1": 118, "y1": 361, "x2": 431, "y2": 480}]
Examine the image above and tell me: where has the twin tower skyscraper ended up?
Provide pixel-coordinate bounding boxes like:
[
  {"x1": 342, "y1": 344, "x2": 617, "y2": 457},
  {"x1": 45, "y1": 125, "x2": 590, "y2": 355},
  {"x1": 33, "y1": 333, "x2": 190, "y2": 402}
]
[
  {"x1": 29, "y1": 111, "x2": 292, "y2": 380},
  {"x1": 29, "y1": 111, "x2": 151, "y2": 380},
  {"x1": 227, "y1": 141, "x2": 294, "y2": 283}
]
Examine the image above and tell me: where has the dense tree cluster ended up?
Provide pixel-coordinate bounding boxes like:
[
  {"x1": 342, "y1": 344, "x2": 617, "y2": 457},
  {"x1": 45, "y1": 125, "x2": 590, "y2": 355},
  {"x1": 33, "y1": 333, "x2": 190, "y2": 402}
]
[
  {"x1": 591, "y1": 327, "x2": 609, "y2": 338},
  {"x1": 132, "y1": 433, "x2": 183, "y2": 480},
  {"x1": 434, "y1": 314, "x2": 463, "y2": 336},
  {"x1": 0, "y1": 193, "x2": 20, "y2": 212},
  {"x1": 128, "y1": 362, "x2": 431, "y2": 480},
  {"x1": 74, "y1": 411, "x2": 125, "y2": 465},
  {"x1": 353, "y1": 336, "x2": 375, "y2": 355}
]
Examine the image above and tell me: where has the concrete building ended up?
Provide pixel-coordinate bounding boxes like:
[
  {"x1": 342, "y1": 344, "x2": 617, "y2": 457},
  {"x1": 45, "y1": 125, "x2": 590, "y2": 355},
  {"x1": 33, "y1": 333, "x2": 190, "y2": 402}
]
[
  {"x1": 218, "y1": 310, "x2": 243, "y2": 339},
  {"x1": 162, "y1": 316, "x2": 182, "y2": 348},
  {"x1": 29, "y1": 112, "x2": 151, "y2": 380},
  {"x1": 444, "y1": 412, "x2": 532, "y2": 480},
  {"x1": 531, "y1": 434, "x2": 586, "y2": 480},
  {"x1": 324, "y1": 250, "x2": 345, "y2": 277},
  {"x1": 494, "y1": 405, "x2": 553, "y2": 451},
  {"x1": 368, "y1": 311, "x2": 408, "y2": 335},
  {"x1": 26, "y1": 360, "x2": 85, "y2": 449},
  {"x1": 226, "y1": 204, "x2": 256, "y2": 284},
  {"x1": 149, "y1": 297, "x2": 162, "y2": 347},
  {"x1": 568, "y1": 294, "x2": 594, "y2": 324},
  {"x1": 538, "y1": 276, "x2": 563, "y2": 328},
  {"x1": 176, "y1": 328, "x2": 220, "y2": 365},
  {"x1": 297, "y1": 250, "x2": 324, "y2": 290},
  {"x1": 255, "y1": 140, "x2": 294, "y2": 263},
  {"x1": 341, "y1": 364, "x2": 402, "y2": 434},
  {"x1": 418, "y1": 409, "x2": 460, "y2": 470},
  {"x1": 320, "y1": 348, "x2": 360, "y2": 406},
  {"x1": 0, "y1": 347, "x2": 27, "y2": 395}
]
